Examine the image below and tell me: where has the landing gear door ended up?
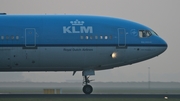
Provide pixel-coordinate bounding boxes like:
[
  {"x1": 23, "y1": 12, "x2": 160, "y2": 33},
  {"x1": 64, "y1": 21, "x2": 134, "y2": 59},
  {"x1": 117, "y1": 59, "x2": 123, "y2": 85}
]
[
  {"x1": 25, "y1": 28, "x2": 36, "y2": 47},
  {"x1": 118, "y1": 28, "x2": 126, "y2": 47}
]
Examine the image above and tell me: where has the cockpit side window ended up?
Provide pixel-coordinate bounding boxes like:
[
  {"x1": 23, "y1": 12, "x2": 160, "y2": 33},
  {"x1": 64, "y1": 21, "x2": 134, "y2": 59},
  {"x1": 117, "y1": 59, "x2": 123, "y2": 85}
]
[{"x1": 139, "y1": 30, "x2": 152, "y2": 38}]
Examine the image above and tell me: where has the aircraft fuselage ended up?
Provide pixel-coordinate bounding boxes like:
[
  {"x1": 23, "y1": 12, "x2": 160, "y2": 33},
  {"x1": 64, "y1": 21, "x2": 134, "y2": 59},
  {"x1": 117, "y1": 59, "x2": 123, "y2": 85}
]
[{"x1": 0, "y1": 15, "x2": 167, "y2": 72}]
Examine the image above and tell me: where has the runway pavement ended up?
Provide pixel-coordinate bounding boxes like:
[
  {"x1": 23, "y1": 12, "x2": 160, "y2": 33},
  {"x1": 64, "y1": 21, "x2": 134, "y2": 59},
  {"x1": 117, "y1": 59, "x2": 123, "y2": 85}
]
[{"x1": 0, "y1": 94, "x2": 180, "y2": 98}]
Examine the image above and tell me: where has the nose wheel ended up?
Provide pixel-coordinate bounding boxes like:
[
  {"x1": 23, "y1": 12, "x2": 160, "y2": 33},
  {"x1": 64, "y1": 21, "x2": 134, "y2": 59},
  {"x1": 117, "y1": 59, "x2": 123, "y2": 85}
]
[
  {"x1": 83, "y1": 76, "x2": 93, "y2": 94},
  {"x1": 83, "y1": 85, "x2": 93, "y2": 94}
]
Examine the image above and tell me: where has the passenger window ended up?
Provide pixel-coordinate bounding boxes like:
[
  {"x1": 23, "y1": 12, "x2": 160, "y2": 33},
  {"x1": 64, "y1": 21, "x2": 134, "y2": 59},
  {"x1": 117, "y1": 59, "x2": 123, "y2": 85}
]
[
  {"x1": 11, "y1": 36, "x2": 14, "y2": 40},
  {"x1": 86, "y1": 36, "x2": 88, "y2": 39},
  {"x1": 100, "y1": 36, "x2": 103, "y2": 39},
  {"x1": 109, "y1": 35, "x2": 112, "y2": 39},
  {"x1": 105, "y1": 36, "x2": 108, "y2": 39},
  {"x1": 139, "y1": 30, "x2": 152, "y2": 38},
  {"x1": 80, "y1": 36, "x2": 83, "y2": 39},
  {"x1": 16, "y1": 36, "x2": 19, "y2": 40},
  {"x1": 1, "y1": 36, "x2": 4, "y2": 40},
  {"x1": 95, "y1": 36, "x2": 98, "y2": 39},
  {"x1": 6, "y1": 35, "x2": 9, "y2": 40},
  {"x1": 90, "y1": 36, "x2": 93, "y2": 39}
]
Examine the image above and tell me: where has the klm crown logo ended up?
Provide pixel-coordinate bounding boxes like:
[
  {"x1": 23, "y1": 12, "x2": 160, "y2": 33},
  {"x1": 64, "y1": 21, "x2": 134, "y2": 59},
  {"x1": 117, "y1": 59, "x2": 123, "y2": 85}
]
[
  {"x1": 63, "y1": 19, "x2": 93, "y2": 34},
  {"x1": 70, "y1": 20, "x2": 84, "y2": 26}
]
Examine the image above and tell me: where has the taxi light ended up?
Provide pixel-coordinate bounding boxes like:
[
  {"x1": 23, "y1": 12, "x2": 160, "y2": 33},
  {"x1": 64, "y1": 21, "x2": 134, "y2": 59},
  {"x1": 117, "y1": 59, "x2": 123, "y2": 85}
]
[{"x1": 111, "y1": 52, "x2": 117, "y2": 59}]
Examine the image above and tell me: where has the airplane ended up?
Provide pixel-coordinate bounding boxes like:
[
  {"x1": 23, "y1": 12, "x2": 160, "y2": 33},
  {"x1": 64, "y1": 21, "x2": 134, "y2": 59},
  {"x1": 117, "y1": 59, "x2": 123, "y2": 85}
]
[{"x1": 0, "y1": 13, "x2": 167, "y2": 94}]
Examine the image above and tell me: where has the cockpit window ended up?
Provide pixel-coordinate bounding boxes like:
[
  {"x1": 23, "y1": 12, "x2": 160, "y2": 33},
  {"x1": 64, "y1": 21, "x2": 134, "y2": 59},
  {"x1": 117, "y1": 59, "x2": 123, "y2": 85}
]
[
  {"x1": 150, "y1": 30, "x2": 158, "y2": 36},
  {"x1": 139, "y1": 30, "x2": 152, "y2": 38}
]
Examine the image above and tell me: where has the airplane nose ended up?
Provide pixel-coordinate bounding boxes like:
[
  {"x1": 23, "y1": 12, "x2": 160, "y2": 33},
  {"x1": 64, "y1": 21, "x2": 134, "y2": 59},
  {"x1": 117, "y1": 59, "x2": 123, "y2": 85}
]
[
  {"x1": 158, "y1": 37, "x2": 168, "y2": 54},
  {"x1": 165, "y1": 42, "x2": 168, "y2": 50},
  {"x1": 162, "y1": 38, "x2": 167, "y2": 50}
]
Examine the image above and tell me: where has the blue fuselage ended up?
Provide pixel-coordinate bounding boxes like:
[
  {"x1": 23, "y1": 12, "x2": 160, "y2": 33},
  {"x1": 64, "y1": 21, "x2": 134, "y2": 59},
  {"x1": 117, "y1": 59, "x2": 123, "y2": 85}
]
[{"x1": 0, "y1": 15, "x2": 167, "y2": 71}]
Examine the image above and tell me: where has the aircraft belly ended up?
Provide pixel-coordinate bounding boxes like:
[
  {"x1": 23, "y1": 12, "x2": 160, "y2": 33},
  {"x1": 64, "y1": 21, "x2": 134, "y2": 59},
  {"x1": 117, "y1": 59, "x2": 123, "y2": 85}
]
[
  {"x1": 0, "y1": 46, "x2": 129, "y2": 71},
  {"x1": 0, "y1": 46, "x2": 165, "y2": 71},
  {"x1": 0, "y1": 46, "x2": 162, "y2": 71}
]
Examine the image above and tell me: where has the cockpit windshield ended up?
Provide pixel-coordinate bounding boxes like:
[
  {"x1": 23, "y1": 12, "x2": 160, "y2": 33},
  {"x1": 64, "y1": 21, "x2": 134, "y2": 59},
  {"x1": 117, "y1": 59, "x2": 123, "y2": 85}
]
[
  {"x1": 139, "y1": 30, "x2": 152, "y2": 38},
  {"x1": 150, "y1": 30, "x2": 158, "y2": 36}
]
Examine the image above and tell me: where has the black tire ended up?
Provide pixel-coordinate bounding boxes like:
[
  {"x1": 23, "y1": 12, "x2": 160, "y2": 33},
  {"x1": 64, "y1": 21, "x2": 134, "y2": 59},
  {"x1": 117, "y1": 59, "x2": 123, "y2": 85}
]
[{"x1": 83, "y1": 85, "x2": 93, "y2": 94}]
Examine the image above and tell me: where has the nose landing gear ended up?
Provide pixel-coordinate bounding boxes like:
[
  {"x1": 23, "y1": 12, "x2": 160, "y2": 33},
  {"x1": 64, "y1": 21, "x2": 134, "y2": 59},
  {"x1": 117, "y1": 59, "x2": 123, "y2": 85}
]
[
  {"x1": 81, "y1": 69, "x2": 95, "y2": 94},
  {"x1": 82, "y1": 76, "x2": 93, "y2": 94}
]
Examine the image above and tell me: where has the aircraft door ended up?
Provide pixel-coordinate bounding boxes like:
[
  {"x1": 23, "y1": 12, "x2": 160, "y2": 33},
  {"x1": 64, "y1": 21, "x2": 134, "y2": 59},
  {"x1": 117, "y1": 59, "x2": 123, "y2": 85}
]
[
  {"x1": 25, "y1": 28, "x2": 36, "y2": 47},
  {"x1": 118, "y1": 28, "x2": 126, "y2": 47}
]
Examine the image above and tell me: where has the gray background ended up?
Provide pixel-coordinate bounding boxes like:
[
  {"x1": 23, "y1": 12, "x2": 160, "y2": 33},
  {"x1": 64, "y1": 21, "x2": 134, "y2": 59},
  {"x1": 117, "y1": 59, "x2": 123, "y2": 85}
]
[{"x1": 0, "y1": 0, "x2": 179, "y2": 82}]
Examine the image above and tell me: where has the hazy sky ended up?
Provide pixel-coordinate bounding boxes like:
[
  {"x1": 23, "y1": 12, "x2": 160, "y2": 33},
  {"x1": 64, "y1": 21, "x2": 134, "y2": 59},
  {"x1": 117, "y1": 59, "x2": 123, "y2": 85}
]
[{"x1": 0, "y1": 0, "x2": 179, "y2": 82}]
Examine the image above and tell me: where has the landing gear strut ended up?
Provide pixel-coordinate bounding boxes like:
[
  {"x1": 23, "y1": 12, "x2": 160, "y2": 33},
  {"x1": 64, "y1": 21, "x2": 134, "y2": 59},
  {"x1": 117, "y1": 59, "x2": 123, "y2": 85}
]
[
  {"x1": 82, "y1": 76, "x2": 93, "y2": 94},
  {"x1": 82, "y1": 70, "x2": 95, "y2": 94}
]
